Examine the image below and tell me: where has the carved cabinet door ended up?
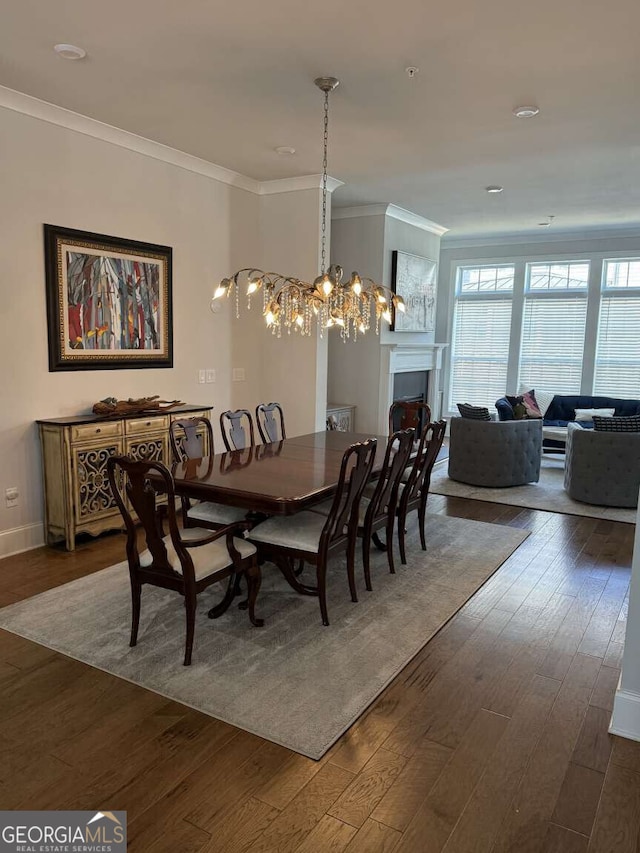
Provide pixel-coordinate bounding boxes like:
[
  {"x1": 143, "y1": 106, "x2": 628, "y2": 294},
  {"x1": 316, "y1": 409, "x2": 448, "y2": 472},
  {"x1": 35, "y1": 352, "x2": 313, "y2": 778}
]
[{"x1": 71, "y1": 438, "x2": 124, "y2": 524}]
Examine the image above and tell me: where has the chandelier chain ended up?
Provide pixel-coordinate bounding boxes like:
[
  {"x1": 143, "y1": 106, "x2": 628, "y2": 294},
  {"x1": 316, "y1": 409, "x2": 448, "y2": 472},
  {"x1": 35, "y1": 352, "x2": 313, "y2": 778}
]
[
  {"x1": 321, "y1": 89, "x2": 329, "y2": 275},
  {"x1": 211, "y1": 75, "x2": 407, "y2": 339}
]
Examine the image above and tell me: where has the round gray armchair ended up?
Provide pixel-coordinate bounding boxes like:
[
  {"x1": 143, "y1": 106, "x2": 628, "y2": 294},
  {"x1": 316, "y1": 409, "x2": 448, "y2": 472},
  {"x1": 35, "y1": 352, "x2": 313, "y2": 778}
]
[{"x1": 448, "y1": 417, "x2": 543, "y2": 487}]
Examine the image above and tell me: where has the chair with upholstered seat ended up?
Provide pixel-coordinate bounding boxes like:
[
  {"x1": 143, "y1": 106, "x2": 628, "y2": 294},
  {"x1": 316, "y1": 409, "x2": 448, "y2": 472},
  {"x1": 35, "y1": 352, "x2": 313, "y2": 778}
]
[
  {"x1": 396, "y1": 420, "x2": 446, "y2": 564},
  {"x1": 247, "y1": 438, "x2": 377, "y2": 626},
  {"x1": 220, "y1": 409, "x2": 256, "y2": 451},
  {"x1": 311, "y1": 430, "x2": 414, "y2": 588},
  {"x1": 256, "y1": 402, "x2": 286, "y2": 444},
  {"x1": 107, "y1": 456, "x2": 263, "y2": 666},
  {"x1": 170, "y1": 417, "x2": 248, "y2": 530}
]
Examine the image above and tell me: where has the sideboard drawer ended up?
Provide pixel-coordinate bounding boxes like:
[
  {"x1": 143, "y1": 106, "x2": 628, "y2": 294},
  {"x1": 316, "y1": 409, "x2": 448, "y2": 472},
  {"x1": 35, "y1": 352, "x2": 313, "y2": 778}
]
[
  {"x1": 125, "y1": 415, "x2": 169, "y2": 434},
  {"x1": 71, "y1": 421, "x2": 123, "y2": 442}
]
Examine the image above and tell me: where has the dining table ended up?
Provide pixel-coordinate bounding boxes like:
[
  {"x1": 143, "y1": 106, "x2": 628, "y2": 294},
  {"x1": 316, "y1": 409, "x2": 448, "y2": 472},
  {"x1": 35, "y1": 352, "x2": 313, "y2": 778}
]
[
  {"x1": 170, "y1": 430, "x2": 389, "y2": 516},
  {"x1": 169, "y1": 430, "x2": 387, "y2": 601}
]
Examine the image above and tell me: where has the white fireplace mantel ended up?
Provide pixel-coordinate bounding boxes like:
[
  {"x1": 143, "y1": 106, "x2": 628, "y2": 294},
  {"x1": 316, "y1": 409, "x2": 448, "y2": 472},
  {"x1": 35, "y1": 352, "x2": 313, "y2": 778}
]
[{"x1": 377, "y1": 343, "x2": 448, "y2": 433}]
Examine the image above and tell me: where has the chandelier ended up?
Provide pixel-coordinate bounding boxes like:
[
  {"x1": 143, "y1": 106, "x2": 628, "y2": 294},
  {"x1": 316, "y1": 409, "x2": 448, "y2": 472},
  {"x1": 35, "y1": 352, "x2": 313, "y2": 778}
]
[{"x1": 210, "y1": 77, "x2": 405, "y2": 339}]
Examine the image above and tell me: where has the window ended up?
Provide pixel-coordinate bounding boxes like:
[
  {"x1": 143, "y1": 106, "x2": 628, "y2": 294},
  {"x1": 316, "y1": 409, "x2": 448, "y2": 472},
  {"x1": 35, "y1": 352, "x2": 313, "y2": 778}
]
[
  {"x1": 518, "y1": 262, "x2": 588, "y2": 394},
  {"x1": 449, "y1": 265, "x2": 514, "y2": 408},
  {"x1": 593, "y1": 259, "x2": 640, "y2": 397}
]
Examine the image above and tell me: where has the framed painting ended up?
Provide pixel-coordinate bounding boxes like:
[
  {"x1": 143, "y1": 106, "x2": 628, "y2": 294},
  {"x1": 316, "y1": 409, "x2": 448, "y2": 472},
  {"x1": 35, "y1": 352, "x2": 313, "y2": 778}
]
[
  {"x1": 391, "y1": 250, "x2": 438, "y2": 332},
  {"x1": 44, "y1": 224, "x2": 173, "y2": 371}
]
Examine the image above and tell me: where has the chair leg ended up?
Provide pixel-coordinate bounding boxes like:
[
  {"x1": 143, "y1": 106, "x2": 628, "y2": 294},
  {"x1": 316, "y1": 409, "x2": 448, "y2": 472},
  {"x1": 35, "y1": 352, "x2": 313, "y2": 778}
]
[
  {"x1": 386, "y1": 514, "x2": 396, "y2": 574},
  {"x1": 184, "y1": 593, "x2": 196, "y2": 666},
  {"x1": 130, "y1": 580, "x2": 141, "y2": 647},
  {"x1": 418, "y1": 502, "x2": 427, "y2": 551},
  {"x1": 347, "y1": 535, "x2": 358, "y2": 603},
  {"x1": 246, "y1": 562, "x2": 264, "y2": 627},
  {"x1": 398, "y1": 510, "x2": 408, "y2": 565},
  {"x1": 317, "y1": 562, "x2": 330, "y2": 626},
  {"x1": 362, "y1": 535, "x2": 373, "y2": 592}
]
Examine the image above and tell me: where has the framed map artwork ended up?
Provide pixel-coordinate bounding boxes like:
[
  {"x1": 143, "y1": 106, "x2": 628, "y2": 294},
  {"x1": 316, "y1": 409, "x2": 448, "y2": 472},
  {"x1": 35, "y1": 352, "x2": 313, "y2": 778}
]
[{"x1": 390, "y1": 250, "x2": 438, "y2": 332}]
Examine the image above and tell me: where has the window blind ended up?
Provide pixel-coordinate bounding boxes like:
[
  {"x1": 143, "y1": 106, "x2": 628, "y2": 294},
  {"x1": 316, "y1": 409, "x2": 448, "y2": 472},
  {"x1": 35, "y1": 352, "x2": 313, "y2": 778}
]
[
  {"x1": 449, "y1": 298, "x2": 512, "y2": 408},
  {"x1": 594, "y1": 295, "x2": 640, "y2": 397},
  {"x1": 519, "y1": 296, "x2": 587, "y2": 394}
]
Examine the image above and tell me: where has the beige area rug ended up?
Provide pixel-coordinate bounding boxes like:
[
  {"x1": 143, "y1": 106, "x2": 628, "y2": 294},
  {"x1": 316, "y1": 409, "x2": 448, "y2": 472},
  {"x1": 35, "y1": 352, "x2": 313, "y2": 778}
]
[
  {"x1": 431, "y1": 456, "x2": 636, "y2": 524},
  {"x1": 0, "y1": 515, "x2": 527, "y2": 759}
]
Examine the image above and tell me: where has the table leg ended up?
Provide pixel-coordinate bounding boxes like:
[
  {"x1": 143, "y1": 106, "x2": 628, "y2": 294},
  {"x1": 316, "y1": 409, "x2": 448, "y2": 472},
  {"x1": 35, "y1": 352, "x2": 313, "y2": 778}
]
[{"x1": 272, "y1": 554, "x2": 318, "y2": 596}]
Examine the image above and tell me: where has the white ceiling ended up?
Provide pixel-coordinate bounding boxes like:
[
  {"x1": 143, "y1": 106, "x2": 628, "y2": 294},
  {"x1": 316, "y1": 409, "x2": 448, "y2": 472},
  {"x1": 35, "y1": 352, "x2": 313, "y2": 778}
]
[{"x1": 3, "y1": 0, "x2": 640, "y2": 239}]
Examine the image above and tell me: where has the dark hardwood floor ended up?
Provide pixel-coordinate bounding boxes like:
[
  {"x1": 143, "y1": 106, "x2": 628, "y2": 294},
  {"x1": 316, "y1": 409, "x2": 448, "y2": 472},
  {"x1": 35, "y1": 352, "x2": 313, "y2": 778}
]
[{"x1": 0, "y1": 495, "x2": 638, "y2": 852}]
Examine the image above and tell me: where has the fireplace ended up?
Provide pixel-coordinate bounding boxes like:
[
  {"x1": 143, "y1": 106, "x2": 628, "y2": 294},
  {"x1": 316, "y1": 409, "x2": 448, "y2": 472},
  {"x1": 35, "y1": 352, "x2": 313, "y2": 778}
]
[
  {"x1": 377, "y1": 344, "x2": 448, "y2": 435},
  {"x1": 390, "y1": 370, "x2": 430, "y2": 432}
]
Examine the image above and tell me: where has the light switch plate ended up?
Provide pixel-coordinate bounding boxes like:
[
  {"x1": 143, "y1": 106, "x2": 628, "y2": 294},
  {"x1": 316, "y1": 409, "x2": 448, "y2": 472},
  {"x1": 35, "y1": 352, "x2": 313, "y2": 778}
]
[
  {"x1": 232, "y1": 367, "x2": 246, "y2": 382},
  {"x1": 198, "y1": 369, "x2": 206, "y2": 384},
  {"x1": 206, "y1": 369, "x2": 216, "y2": 383}
]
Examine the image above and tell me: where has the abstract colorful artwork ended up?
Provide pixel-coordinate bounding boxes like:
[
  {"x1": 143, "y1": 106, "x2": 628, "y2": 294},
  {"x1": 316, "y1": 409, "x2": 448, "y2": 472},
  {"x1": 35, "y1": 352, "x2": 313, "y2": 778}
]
[
  {"x1": 391, "y1": 250, "x2": 438, "y2": 333},
  {"x1": 44, "y1": 225, "x2": 172, "y2": 370}
]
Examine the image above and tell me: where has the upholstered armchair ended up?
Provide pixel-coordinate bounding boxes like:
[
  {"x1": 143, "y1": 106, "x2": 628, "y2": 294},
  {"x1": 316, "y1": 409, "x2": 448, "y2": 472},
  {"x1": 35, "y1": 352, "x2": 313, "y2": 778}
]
[
  {"x1": 564, "y1": 423, "x2": 640, "y2": 507},
  {"x1": 448, "y1": 417, "x2": 542, "y2": 487}
]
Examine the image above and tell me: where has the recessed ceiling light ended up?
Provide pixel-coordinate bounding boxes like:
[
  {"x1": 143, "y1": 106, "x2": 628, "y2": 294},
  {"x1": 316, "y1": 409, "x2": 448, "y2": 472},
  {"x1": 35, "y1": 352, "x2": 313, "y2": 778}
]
[
  {"x1": 274, "y1": 146, "x2": 296, "y2": 155},
  {"x1": 513, "y1": 105, "x2": 539, "y2": 118},
  {"x1": 486, "y1": 185, "x2": 504, "y2": 193},
  {"x1": 54, "y1": 43, "x2": 87, "y2": 60},
  {"x1": 538, "y1": 215, "x2": 555, "y2": 227}
]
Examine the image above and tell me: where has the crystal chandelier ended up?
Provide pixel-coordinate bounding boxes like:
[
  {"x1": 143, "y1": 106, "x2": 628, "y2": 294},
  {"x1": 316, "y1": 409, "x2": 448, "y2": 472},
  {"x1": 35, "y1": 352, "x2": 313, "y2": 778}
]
[{"x1": 211, "y1": 77, "x2": 405, "y2": 340}]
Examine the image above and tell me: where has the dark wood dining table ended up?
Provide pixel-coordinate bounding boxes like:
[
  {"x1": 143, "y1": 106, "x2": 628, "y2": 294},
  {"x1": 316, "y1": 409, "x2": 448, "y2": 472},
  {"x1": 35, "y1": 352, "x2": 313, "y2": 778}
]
[{"x1": 170, "y1": 430, "x2": 388, "y2": 515}]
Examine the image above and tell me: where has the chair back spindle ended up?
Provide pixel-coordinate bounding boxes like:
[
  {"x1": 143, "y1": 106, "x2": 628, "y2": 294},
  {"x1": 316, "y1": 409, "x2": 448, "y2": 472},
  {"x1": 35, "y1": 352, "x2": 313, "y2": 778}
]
[
  {"x1": 220, "y1": 409, "x2": 256, "y2": 451},
  {"x1": 170, "y1": 417, "x2": 213, "y2": 462},
  {"x1": 256, "y1": 402, "x2": 286, "y2": 444}
]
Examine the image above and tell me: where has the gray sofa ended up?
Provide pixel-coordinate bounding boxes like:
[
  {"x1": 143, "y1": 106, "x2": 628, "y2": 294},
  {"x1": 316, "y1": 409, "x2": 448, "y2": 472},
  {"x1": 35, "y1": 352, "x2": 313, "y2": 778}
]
[
  {"x1": 563, "y1": 423, "x2": 640, "y2": 507},
  {"x1": 448, "y1": 418, "x2": 542, "y2": 487}
]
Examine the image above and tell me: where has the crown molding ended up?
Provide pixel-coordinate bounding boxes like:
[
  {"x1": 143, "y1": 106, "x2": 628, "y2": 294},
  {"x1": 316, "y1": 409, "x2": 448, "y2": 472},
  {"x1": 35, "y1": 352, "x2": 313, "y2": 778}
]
[
  {"x1": 332, "y1": 203, "x2": 448, "y2": 236},
  {"x1": 441, "y1": 224, "x2": 640, "y2": 249},
  {"x1": 0, "y1": 85, "x2": 263, "y2": 194},
  {"x1": 259, "y1": 175, "x2": 343, "y2": 195}
]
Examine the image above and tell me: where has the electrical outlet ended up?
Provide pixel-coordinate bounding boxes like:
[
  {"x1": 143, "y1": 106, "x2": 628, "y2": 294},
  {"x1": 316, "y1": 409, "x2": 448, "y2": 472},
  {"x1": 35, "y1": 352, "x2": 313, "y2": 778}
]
[
  {"x1": 198, "y1": 369, "x2": 206, "y2": 384},
  {"x1": 232, "y1": 367, "x2": 246, "y2": 382},
  {"x1": 206, "y1": 369, "x2": 216, "y2": 383},
  {"x1": 5, "y1": 487, "x2": 18, "y2": 508}
]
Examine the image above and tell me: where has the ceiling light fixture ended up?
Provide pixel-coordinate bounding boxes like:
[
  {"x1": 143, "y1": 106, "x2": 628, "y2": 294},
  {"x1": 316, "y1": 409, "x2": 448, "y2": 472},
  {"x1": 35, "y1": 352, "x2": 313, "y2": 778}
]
[
  {"x1": 275, "y1": 146, "x2": 296, "y2": 155},
  {"x1": 212, "y1": 77, "x2": 405, "y2": 340},
  {"x1": 486, "y1": 185, "x2": 504, "y2": 193},
  {"x1": 538, "y1": 215, "x2": 555, "y2": 227},
  {"x1": 53, "y1": 43, "x2": 87, "y2": 60},
  {"x1": 513, "y1": 105, "x2": 540, "y2": 118}
]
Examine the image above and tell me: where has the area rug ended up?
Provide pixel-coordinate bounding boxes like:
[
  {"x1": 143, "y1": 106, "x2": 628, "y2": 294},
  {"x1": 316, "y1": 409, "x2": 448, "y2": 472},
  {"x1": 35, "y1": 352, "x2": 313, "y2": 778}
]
[
  {"x1": 0, "y1": 515, "x2": 527, "y2": 759},
  {"x1": 431, "y1": 456, "x2": 636, "y2": 524}
]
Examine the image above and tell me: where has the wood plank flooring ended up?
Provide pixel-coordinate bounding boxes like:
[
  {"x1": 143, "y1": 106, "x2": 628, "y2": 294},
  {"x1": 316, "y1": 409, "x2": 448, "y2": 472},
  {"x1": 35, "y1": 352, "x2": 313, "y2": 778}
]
[{"x1": 0, "y1": 495, "x2": 638, "y2": 852}]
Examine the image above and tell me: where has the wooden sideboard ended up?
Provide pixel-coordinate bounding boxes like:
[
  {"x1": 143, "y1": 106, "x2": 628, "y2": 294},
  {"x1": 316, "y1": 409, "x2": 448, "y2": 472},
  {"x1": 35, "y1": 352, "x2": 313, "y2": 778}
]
[
  {"x1": 37, "y1": 405, "x2": 212, "y2": 551},
  {"x1": 326, "y1": 403, "x2": 356, "y2": 432}
]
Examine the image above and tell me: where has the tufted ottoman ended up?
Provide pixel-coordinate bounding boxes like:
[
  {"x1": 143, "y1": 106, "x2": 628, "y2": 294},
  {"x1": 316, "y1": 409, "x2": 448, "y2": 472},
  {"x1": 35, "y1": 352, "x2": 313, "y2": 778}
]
[
  {"x1": 448, "y1": 418, "x2": 542, "y2": 487},
  {"x1": 564, "y1": 423, "x2": 640, "y2": 507}
]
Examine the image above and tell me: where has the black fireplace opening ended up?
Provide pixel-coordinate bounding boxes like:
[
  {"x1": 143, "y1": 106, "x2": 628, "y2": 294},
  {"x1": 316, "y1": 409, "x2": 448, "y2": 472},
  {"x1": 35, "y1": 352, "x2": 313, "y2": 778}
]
[{"x1": 391, "y1": 370, "x2": 430, "y2": 433}]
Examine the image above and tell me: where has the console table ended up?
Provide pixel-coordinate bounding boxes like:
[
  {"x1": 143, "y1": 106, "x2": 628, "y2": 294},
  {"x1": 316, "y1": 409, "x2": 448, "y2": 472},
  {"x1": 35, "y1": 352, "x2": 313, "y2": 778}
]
[{"x1": 37, "y1": 404, "x2": 212, "y2": 551}]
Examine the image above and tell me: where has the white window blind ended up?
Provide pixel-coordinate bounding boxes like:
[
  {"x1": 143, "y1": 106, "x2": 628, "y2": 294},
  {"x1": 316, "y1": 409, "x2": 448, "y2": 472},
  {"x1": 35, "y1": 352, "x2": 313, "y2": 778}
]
[
  {"x1": 519, "y1": 297, "x2": 587, "y2": 393},
  {"x1": 594, "y1": 260, "x2": 640, "y2": 396},
  {"x1": 519, "y1": 262, "x2": 588, "y2": 394},
  {"x1": 449, "y1": 265, "x2": 514, "y2": 409}
]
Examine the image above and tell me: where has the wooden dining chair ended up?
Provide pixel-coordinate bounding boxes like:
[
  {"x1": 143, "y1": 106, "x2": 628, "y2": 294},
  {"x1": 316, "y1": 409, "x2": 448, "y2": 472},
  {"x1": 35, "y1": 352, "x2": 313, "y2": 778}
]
[
  {"x1": 107, "y1": 456, "x2": 263, "y2": 666},
  {"x1": 170, "y1": 417, "x2": 248, "y2": 530},
  {"x1": 220, "y1": 409, "x2": 256, "y2": 451},
  {"x1": 388, "y1": 400, "x2": 432, "y2": 436},
  {"x1": 256, "y1": 402, "x2": 286, "y2": 444},
  {"x1": 359, "y1": 429, "x2": 414, "y2": 588},
  {"x1": 247, "y1": 438, "x2": 377, "y2": 626},
  {"x1": 396, "y1": 420, "x2": 447, "y2": 564}
]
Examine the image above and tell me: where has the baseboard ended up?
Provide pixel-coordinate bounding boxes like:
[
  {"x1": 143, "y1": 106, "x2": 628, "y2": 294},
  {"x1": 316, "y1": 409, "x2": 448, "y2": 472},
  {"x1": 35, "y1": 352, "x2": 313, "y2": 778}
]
[
  {"x1": 609, "y1": 685, "x2": 640, "y2": 742},
  {"x1": 0, "y1": 523, "x2": 45, "y2": 560}
]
